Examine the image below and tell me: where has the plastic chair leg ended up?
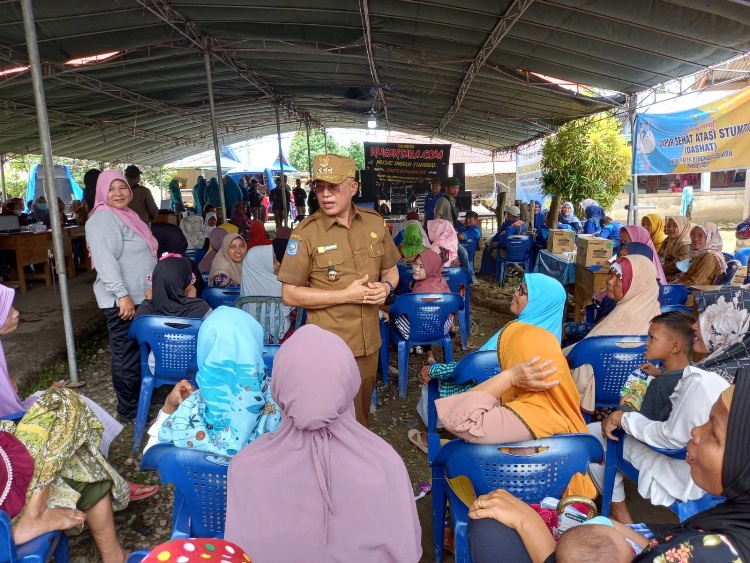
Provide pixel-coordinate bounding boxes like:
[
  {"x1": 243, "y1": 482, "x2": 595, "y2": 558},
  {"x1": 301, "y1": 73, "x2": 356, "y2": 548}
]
[
  {"x1": 432, "y1": 466, "x2": 447, "y2": 563},
  {"x1": 601, "y1": 439, "x2": 619, "y2": 518},
  {"x1": 457, "y1": 308, "x2": 468, "y2": 351},
  {"x1": 132, "y1": 375, "x2": 155, "y2": 451},
  {"x1": 443, "y1": 335, "x2": 454, "y2": 363},
  {"x1": 53, "y1": 533, "x2": 69, "y2": 563},
  {"x1": 371, "y1": 387, "x2": 377, "y2": 412},
  {"x1": 380, "y1": 323, "x2": 390, "y2": 386},
  {"x1": 397, "y1": 340, "x2": 410, "y2": 398}
]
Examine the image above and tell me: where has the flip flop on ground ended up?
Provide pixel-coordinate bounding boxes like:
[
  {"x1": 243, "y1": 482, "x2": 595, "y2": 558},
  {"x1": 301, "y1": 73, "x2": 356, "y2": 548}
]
[
  {"x1": 128, "y1": 482, "x2": 159, "y2": 502},
  {"x1": 407, "y1": 429, "x2": 428, "y2": 454}
]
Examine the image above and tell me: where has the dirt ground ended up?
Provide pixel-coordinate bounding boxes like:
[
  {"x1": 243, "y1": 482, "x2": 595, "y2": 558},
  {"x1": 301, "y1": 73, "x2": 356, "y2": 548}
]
[{"x1": 4, "y1": 248, "x2": 691, "y2": 562}]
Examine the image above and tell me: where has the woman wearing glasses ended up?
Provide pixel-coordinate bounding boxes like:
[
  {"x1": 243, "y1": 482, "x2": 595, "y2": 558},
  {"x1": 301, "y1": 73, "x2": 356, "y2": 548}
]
[{"x1": 408, "y1": 273, "x2": 566, "y2": 453}]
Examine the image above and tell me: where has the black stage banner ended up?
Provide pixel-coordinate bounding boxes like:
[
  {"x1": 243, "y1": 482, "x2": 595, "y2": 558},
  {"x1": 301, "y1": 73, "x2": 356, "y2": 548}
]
[{"x1": 363, "y1": 142, "x2": 451, "y2": 185}]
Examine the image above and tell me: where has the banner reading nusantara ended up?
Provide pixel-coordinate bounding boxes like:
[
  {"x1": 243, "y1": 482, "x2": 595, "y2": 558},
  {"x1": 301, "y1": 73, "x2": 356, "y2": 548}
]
[
  {"x1": 633, "y1": 87, "x2": 750, "y2": 175},
  {"x1": 363, "y1": 142, "x2": 451, "y2": 184}
]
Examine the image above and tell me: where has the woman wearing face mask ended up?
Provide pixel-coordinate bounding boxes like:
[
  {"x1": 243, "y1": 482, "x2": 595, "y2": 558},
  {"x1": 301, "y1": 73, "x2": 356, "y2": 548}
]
[
  {"x1": 86, "y1": 171, "x2": 158, "y2": 424},
  {"x1": 29, "y1": 196, "x2": 50, "y2": 226}
]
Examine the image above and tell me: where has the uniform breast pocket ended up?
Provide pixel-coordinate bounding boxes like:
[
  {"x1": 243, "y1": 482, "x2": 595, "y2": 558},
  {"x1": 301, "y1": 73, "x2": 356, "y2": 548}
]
[
  {"x1": 314, "y1": 248, "x2": 344, "y2": 269},
  {"x1": 367, "y1": 241, "x2": 384, "y2": 258}
]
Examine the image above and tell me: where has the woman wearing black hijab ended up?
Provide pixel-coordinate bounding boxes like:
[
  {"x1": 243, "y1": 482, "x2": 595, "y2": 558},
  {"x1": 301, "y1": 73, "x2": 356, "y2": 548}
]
[
  {"x1": 151, "y1": 222, "x2": 205, "y2": 297},
  {"x1": 135, "y1": 256, "x2": 211, "y2": 319}
]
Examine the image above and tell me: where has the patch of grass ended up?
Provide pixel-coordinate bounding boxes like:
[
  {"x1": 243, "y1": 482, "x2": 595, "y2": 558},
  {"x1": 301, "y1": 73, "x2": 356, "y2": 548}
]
[{"x1": 20, "y1": 320, "x2": 109, "y2": 396}]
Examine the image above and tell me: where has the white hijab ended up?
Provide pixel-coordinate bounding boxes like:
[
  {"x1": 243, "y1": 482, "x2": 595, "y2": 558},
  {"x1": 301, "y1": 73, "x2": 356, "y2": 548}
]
[
  {"x1": 202, "y1": 211, "x2": 217, "y2": 237},
  {"x1": 240, "y1": 245, "x2": 293, "y2": 337}
]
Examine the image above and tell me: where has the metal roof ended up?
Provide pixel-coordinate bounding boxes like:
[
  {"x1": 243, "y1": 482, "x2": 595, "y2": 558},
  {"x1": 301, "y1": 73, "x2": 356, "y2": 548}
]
[{"x1": 0, "y1": 0, "x2": 748, "y2": 165}]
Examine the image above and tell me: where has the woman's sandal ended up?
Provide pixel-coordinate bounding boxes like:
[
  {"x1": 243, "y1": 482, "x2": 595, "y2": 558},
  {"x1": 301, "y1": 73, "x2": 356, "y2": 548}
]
[
  {"x1": 407, "y1": 429, "x2": 428, "y2": 454},
  {"x1": 129, "y1": 482, "x2": 160, "y2": 502}
]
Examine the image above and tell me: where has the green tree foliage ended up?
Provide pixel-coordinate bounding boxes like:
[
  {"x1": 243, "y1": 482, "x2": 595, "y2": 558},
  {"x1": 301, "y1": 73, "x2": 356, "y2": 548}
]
[
  {"x1": 541, "y1": 114, "x2": 632, "y2": 212},
  {"x1": 288, "y1": 129, "x2": 364, "y2": 172}
]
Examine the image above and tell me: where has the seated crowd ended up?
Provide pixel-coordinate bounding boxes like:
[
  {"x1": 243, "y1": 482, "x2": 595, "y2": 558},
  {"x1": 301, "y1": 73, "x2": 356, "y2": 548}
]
[{"x1": 3, "y1": 181, "x2": 750, "y2": 563}]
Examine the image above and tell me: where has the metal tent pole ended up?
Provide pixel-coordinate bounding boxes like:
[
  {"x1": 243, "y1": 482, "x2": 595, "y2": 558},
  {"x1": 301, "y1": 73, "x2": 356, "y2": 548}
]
[
  {"x1": 305, "y1": 121, "x2": 313, "y2": 178},
  {"x1": 203, "y1": 45, "x2": 227, "y2": 222},
  {"x1": 20, "y1": 0, "x2": 81, "y2": 385},
  {"x1": 275, "y1": 104, "x2": 287, "y2": 227},
  {"x1": 0, "y1": 155, "x2": 6, "y2": 202},
  {"x1": 628, "y1": 94, "x2": 638, "y2": 226}
]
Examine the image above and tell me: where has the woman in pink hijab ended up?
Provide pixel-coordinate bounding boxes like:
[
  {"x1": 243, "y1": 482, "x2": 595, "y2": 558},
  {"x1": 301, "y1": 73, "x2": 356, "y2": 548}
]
[
  {"x1": 427, "y1": 218, "x2": 459, "y2": 266},
  {"x1": 619, "y1": 225, "x2": 667, "y2": 284},
  {"x1": 86, "y1": 170, "x2": 158, "y2": 423},
  {"x1": 225, "y1": 325, "x2": 422, "y2": 562}
]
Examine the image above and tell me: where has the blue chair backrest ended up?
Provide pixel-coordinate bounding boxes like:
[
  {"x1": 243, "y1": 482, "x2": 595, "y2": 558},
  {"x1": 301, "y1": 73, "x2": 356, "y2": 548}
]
[
  {"x1": 128, "y1": 316, "x2": 203, "y2": 381},
  {"x1": 0, "y1": 510, "x2": 19, "y2": 563},
  {"x1": 723, "y1": 252, "x2": 735, "y2": 263},
  {"x1": 504, "y1": 235, "x2": 533, "y2": 263},
  {"x1": 397, "y1": 262, "x2": 414, "y2": 294},
  {"x1": 442, "y1": 267, "x2": 471, "y2": 294},
  {"x1": 734, "y1": 247, "x2": 750, "y2": 266},
  {"x1": 1, "y1": 508, "x2": 66, "y2": 563},
  {"x1": 567, "y1": 335, "x2": 648, "y2": 407},
  {"x1": 390, "y1": 293, "x2": 463, "y2": 341},
  {"x1": 141, "y1": 443, "x2": 229, "y2": 538},
  {"x1": 235, "y1": 295, "x2": 304, "y2": 344},
  {"x1": 262, "y1": 344, "x2": 281, "y2": 376},
  {"x1": 183, "y1": 247, "x2": 207, "y2": 265},
  {"x1": 660, "y1": 304, "x2": 693, "y2": 314},
  {"x1": 724, "y1": 260, "x2": 741, "y2": 286},
  {"x1": 202, "y1": 288, "x2": 240, "y2": 309},
  {"x1": 451, "y1": 350, "x2": 500, "y2": 385},
  {"x1": 659, "y1": 284, "x2": 689, "y2": 306},
  {"x1": 431, "y1": 435, "x2": 604, "y2": 503}
]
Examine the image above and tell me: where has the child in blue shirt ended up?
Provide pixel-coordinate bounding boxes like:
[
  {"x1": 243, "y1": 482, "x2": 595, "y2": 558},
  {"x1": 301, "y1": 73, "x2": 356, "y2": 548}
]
[{"x1": 599, "y1": 216, "x2": 622, "y2": 246}]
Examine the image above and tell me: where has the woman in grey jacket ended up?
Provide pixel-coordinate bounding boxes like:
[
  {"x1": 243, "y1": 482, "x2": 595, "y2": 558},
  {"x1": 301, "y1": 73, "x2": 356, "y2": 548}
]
[{"x1": 86, "y1": 170, "x2": 158, "y2": 423}]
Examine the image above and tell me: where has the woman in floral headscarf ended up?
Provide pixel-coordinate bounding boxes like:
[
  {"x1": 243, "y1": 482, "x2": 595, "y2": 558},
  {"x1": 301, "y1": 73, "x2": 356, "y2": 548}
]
[
  {"x1": 673, "y1": 222, "x2": 727, "y2": 286},
  {"x1": 146, "y1": 307, "x2": 280, "y2": 456}
]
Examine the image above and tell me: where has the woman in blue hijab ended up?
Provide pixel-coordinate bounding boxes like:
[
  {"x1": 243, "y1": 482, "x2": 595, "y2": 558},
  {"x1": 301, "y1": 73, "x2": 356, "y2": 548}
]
[
  {"x1": 205, "y1": 177, "x2": 223, "y2": 209},
  {"x1": 223, "y1": 175, "x2": 243, "y2": 219},
  {"x1": 480, "y1": 273, "x2": 566, "y2": 348},
  {"x1": 582, "y1": 204, "x2": 605, "y2": 235},
  {"x1": 146, "y1": 306, "x2": 281, "y2": 456},
  {"x1": 558, "y1": 201, "x2": 583, "y2": 233},
  {"x1": 411, "y1": 273, "x2": 567, "y2": 449},
  {"x1": 192, "y1": 176, "x2": 207, "y2": 216}
]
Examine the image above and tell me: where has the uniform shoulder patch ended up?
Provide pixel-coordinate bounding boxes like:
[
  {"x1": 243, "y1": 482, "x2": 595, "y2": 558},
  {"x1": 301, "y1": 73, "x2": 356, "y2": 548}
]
[{"x1": 286, "y1": 239, "x2": 301, "y2": 256}]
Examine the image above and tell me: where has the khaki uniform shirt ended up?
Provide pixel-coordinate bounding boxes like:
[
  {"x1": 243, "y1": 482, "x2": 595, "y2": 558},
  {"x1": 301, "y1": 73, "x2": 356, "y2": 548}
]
[
  {"x1": 128, "y1": 184, "x2": 159, "y2": 225},
  {"x1": 278, "y1": 205, "x2": 400, "y2": 357}
]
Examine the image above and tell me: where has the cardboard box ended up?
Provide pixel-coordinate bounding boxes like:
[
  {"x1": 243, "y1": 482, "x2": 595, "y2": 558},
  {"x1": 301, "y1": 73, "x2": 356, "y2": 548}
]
[
  {"x1": 732, "y1": 265, "x2": 748, "y2": 286},
  {"x1": 548, "y1": 229, "x2": 576, "y2": 254},
  {"x1": 575, "y1": 235, "x2": 614, "y2": 267}
]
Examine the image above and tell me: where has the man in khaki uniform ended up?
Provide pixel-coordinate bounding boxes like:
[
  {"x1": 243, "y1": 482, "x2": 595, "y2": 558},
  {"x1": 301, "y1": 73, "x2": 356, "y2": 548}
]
[{"x1": 278, "y1": 155, "x2": 400, "y2": 427}]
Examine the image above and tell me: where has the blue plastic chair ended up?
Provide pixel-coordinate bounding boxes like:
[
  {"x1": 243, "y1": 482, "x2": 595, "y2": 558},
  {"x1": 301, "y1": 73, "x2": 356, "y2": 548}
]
[
  {"x1": 202, "y1": 288, "x2": 240, "y2": 309},
  {"x1": 659, "y1": 284, "x2": 689, "y2": 306},
  {"x1": 379, "y1": 316, "x2": 390, "y2": 385},
  {"x1": 602, "y1": 430, "x2": 725, "y2": 522},
  {"x1": 734, "y1": 247, "x2": 750, "y2": 266},
  {"x1": 126, "y1": 552, "x2": 148, "y2": 563},
  {"x1": 141, "y1": 443, "x2": 229, "y2": 539},
  {"x1": 723, "y1": 251, "x2": 735, "y2": 263},
  {"x1": 235, "y1": 296, "x2": 304, "y2": 344},
  {"x1": 0, "y1": 510, "x2": 68, "y2": 563},
  {"x1": 128, "y1": 316, "x2": 203, "y2": 451},
  {"x1": 182, "y1": 247, "x2": 207, "y2": 265},
  {"x1": 566, "y1": 335, "x2": 648, "y2": 420},
  {"x1": 459, "y1": 238, "x2": 479, "y2": 271},
  {"x1": 262, "y1": 344, "x2": 280, "y2": 376},
  {"x1": 385, "y1": 293, "x2": 463, "y2": 398},
  {"x1": 430, "y1": 435, "x2": 604, "y2": 563},
  {"x1": 496, "y1": 235, "x2": 533, "y2": 285},
  {"x1": 397, "y1": 262, "x2": 414, "y2": 294},
  {"x1": 443, "y1": 267, "x2": 472, "y2": 351},
  {"x1": 723, "y1": 259, "x2": 741, "y2": 286}
]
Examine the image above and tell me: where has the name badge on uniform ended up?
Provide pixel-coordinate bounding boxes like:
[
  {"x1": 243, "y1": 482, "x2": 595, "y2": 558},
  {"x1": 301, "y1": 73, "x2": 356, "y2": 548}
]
[{"x1": 317, "y1": 243, "x2": 338, "y2": 254}]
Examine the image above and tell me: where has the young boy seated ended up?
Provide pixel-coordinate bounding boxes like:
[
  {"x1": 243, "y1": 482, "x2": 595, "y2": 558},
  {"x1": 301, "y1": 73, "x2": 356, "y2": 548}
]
[
  {"x1": 587, "y1": 310, "x2": 730, "y2": 523},
  {"x1": 556, "y1": 517, "x2": 650, "y2": 563},
  {"x1": 599, "y1": 216, "x2": 623, "y2": 246}
]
